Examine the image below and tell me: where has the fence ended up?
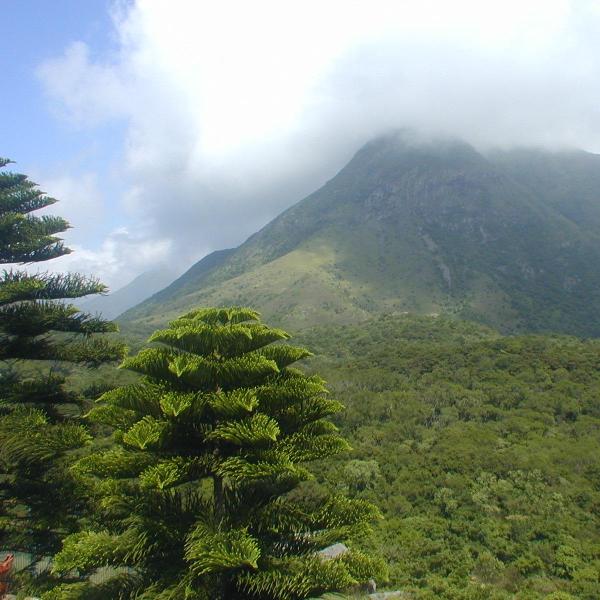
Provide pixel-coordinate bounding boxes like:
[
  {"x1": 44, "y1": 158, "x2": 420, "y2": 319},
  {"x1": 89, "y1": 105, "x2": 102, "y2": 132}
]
[{"x1": 0, "y1": 551, "x2": 121, "y2": 597}]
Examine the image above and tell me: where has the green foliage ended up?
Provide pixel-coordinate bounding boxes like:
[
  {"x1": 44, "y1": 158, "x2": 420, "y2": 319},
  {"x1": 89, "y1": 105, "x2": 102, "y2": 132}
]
[
  {"x1": 53, "y1": 530, "x2": 133, "y2": 573},
  {"x1": 52, "y1": 307, "x2": 382, "y2": 599},
  {"x1": 0, "y1": 160, "x2": 66, "y2": 264},
  {"x1": 0, "y1": 159, "x2": 126, "y2": 578},
  {"x1": 185, "y1": 524, "x2": 261, "y2": 575},
  {"x1": 0, "y1": 160, "x2": 126, "y2": 364},
  {"x1": 298, "y1": 314, "x2": 600, "y2": 599}
]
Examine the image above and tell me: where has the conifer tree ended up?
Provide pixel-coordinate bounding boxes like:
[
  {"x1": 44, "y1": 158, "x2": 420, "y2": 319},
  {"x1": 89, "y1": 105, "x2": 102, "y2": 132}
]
[
  {"x1": 0, "y1": 158, "x2": 126, "y2": 561},
  {"x1": 51, "y1": 307, "x2": 385, "y2": 599}
]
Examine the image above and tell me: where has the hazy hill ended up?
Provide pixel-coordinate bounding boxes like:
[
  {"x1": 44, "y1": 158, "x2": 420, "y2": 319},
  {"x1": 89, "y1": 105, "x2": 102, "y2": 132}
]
[
  {"x1": 120, "y1": 132, "x2": 600, "y2": 337},
  {"x1": 79, "y1": 267, "x2": 177, "y2": 320}
]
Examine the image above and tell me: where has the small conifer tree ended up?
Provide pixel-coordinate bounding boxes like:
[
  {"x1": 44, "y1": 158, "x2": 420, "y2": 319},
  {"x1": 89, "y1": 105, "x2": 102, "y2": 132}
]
[
  {"x1": 0, "y1": 158, "x2": 126, "y2": 561},
  {"x1": 51, "y1": 307, "x2": 385, "y2": 599}
]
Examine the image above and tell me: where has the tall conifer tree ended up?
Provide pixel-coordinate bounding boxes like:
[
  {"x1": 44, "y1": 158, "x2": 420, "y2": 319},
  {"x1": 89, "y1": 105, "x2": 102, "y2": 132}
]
[
  {"x1": 0, "y1": 158, "x2": 126, "y2": 562},
  {"x1": 51, "y1": 307, "x2": 385, "y2": 599}
]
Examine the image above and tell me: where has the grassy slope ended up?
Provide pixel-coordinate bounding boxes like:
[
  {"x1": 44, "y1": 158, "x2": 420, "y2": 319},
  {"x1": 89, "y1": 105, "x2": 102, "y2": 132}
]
[{"x1": 295, "y1": 315, "x2": 600, "y2": 599}]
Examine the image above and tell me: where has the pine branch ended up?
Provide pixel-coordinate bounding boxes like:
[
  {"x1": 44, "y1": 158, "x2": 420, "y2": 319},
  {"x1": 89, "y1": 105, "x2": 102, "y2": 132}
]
[
  {"x1": 122, "y1": 415, "x2": 168, "y2": 450},
  {"x1": 278, "y1": 431, "x2": 351, "y2": 462},
  {"x1": 0, "y1": 334, "x2": 126, "y2": 364},
  {"x1": 149, "y1": 322, "x2": 289, "y2": 358},
  {"x1": 0, "y1": 180, "x2": 57, "y2": 215},
  {"x1": 74, "y1": 447, "x2": 156, "y2": 479},
  {"x1": 52, "y1": 529, "x2": 142, "y2": 574},
  {"x1": 172, "y1": 306, "x2": 261, "y2": 327},
  {"x1": 255, "y1": 344, "x2": 313, "y2": 368},
  {"x1": 207, "y1": 388, "x2": 259, "y2": 418},
  {"x1": 139, "y1": 456, "x2": 213, "y2": 490},
  {"x1": 53, "y1": 336, "x2": 127, "y2": 365},
  {"x1": 100, "y1": 383, "x2": 164, "y2": 418},
  {"x1": 0, "y1": 369, "x2": 73, "y2": 407},
  {"x1": 184, "y1": 524, "x2": 260, "y2": 576},
  {"x1": 0, "y1": 333, "x2": 53, "y2": 360},
  {"x1": 0, "y1": 270, "x2": 108, "y2": 304},
  {"x1": 85, "y1": 402, "x2": 139, "y2": 430},
  {"x1": 208, "y1": 413, "x2": 280, "y2": 446},
  {"x1": 0, "y1": 213, "x2": 71, "y2": 263},
  {"x1": 121, "y1": 348, "x2": 280, "y2": 390},
  {"x1": 0, "y1": 300, "x2": 119, "y2": 336},
  {"x1": 216, "y1": 454, "x2": 309, "y2": 484},
  {"x1": 0, "y1": 408, "x2": 91, "y2": 468}
]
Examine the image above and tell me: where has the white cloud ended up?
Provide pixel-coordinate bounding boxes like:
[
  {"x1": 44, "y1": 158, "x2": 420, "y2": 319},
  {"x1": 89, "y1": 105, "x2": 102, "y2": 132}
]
[
  {"x1": 38, "y1": 41, "x2": 130, "y2": 126},
  {"x1": 48, "y1": 227, "x2": 173, "y2": 291},
  {"x1": 36, "y1": 0, "x2": 600, "y2": 288},
  {"x1": 34, "y1": 172, "x2": 107, "y2": 245}
]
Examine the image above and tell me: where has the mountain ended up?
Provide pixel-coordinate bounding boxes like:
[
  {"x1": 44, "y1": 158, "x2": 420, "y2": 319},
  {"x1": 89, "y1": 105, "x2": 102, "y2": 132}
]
[
  {"x1": 120, "y1": 132, "x2": 600, "y2": 337},
  {"x1": 79, "y1": 267, "x2": 177, "y2": 320},
  {"x1": 489, "y1": 147, "x2": 600, "y2": 234}
]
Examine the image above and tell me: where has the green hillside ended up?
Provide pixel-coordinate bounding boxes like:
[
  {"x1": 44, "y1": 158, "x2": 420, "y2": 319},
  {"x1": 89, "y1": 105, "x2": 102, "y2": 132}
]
[
  {"x1": 120, "y1": 132, "x2": 600, "y2": 338},
  {"x1": 297, "y1": 314, "x2": 600, "y2": 599},
  {"x1": 14, "y1": 313, "x2": 600, "y2": 599},
  {"x1": 490, "y1": 148, "x2": 600, "y2": 234}
]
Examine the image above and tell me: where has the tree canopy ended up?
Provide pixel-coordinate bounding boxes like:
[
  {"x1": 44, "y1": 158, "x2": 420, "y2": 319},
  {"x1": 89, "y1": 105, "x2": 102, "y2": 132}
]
[
  {"x1": 0, "y1": 158, "x2": 126, "y2": 571},
  {"x1": 50, "y1": 307, "x2": 385, "y2": 599}
]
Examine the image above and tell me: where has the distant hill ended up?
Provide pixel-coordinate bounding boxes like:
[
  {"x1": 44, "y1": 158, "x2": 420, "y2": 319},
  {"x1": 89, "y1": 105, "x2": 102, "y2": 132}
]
[
  {"x1": 120, "y1": 132, "x2": 600, "y2": 337},
  {"x1": 79, "y1": 267, "x2": 177, "y2": 320}
]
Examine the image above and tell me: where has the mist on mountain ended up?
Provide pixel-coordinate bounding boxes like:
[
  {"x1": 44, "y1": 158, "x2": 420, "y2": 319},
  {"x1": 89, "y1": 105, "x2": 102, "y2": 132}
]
[{"x1": 120, "y1": 131, "x2": 600, "y2": 338}]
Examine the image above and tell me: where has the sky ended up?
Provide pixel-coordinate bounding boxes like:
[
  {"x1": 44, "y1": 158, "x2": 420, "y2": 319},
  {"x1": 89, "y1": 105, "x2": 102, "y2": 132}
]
[{"x1": 3, "y1": 0, "x2": 600, "y2": 291}]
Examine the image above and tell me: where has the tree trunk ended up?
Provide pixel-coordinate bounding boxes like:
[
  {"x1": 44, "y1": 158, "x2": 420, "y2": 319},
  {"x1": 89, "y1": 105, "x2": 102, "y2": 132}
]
[{"x1": 214, "y1": 474, "x2": 224, "y2": 522}]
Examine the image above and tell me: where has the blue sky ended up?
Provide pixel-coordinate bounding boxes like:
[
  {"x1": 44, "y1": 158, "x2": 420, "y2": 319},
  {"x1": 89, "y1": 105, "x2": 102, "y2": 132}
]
[
  {"x1": 1, "y1": 1, "x2": 127, "y2": 248},
  {"x1": 2, "y1": 1, "x2": 116, "y2": 165}
]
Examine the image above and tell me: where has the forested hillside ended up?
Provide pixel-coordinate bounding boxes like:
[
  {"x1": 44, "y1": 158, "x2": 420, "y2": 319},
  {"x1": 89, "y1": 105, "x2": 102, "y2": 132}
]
[
  {"x1": 297, "y1": 315, "x2": 600, "y2": 599},
  {"x1": 12, "y1": 313, "x2": 600, "y2": 599}
]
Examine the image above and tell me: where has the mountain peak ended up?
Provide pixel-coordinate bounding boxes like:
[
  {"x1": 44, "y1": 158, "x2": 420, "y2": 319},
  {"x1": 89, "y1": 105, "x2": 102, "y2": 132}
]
[
  {"x1": 120, "y1": 135, "x2": 600, "y2": 338},
  {"x1": 352, "y1": 129, "x2": 485, "y2": 167}
]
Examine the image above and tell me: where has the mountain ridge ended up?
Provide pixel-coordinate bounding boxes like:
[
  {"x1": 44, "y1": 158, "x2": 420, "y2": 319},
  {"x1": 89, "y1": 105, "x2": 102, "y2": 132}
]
[{"x1": 120, "y1": 132, "x2": 600, "y2": 337}]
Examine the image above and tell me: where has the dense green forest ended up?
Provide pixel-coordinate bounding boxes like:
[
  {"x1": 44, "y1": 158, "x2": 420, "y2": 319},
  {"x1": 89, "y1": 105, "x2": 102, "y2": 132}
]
[
  {"x1": 298, "y1": 315, "x2": 600, "y2": 599},
  {"x1": 10, "y1": 312, "x2": 600, "y2": 599}
]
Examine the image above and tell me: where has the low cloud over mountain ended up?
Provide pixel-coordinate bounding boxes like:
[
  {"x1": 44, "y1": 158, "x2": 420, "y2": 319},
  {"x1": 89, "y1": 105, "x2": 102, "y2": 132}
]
[{"x1": 37, "y1": 0, "x2": 600, "y2": 287}]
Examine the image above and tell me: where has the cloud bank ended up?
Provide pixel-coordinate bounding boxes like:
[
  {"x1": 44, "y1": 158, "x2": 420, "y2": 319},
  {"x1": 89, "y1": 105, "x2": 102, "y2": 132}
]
[{"x1": 37, "y1": 0, "x2": 600, "y2": 288}]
